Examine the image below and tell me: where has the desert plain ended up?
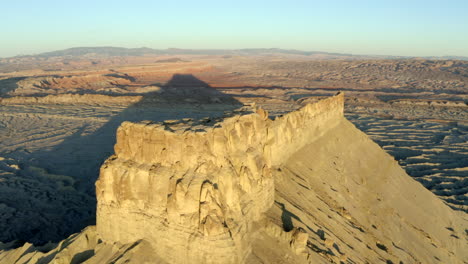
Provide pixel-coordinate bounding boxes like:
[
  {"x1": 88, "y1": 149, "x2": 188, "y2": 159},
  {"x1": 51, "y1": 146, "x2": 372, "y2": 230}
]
[{"x1": 0, "y1": 48, "x2": 466, "y2": 263}]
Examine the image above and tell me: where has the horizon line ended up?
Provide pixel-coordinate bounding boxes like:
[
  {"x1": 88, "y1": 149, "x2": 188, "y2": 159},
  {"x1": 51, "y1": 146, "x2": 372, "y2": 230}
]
[{"x1": 2, "y1": 46, "x2": 467, "y2": 60}]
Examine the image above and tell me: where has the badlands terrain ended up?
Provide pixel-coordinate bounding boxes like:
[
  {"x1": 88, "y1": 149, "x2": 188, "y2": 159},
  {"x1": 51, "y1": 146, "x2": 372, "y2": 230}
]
[{"x1": 0, "y1": 48, "x2": 467, "y2": 263}]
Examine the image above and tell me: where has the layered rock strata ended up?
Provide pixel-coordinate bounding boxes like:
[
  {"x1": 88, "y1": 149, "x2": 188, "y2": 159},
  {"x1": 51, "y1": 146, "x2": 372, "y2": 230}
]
[{"x1": 96, "y1": 94, "x2": 344, "y2": 263}]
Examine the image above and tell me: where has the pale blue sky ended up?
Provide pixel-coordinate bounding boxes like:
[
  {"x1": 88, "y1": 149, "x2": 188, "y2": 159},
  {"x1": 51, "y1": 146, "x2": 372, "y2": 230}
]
[{"x1": 2, "y1": 0, "x2": 467, "y2": 57}]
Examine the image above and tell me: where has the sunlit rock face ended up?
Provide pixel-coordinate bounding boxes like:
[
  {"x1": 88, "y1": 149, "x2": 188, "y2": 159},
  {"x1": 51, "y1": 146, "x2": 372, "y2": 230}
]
[{"x1": 96, "y1": 94, "x2": 344, "y2": 263}]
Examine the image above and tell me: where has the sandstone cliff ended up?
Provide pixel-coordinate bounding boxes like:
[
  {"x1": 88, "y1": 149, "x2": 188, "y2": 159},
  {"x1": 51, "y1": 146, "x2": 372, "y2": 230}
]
[
  {"x1": 95, "y1": 93, "x2": 343, "y2": 263},
  {"x1": 1, "y1": 93, "x2": 466, "y2": 264}
]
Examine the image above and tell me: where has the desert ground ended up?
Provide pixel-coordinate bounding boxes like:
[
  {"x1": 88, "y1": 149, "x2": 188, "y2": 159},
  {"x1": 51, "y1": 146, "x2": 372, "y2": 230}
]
[{"x1": 0, "y1": 49, "x2": 466, "y2": 263}]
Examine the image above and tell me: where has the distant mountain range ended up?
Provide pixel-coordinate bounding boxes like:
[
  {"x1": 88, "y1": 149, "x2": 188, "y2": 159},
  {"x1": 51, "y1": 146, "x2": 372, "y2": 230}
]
[
  {"x1": 26, "y1": 47, "x2": 363, "y2": 58},
  {"x1": 6, "y1": 47, "x2": 468, "y2": 60}
]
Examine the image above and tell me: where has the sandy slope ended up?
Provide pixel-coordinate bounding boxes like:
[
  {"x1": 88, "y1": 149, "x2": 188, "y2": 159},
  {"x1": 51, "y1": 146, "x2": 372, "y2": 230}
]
[
  {"x1": 265, "y1": 119, "x2": 467, "y2": 263},
  {"x1": 348, "y1": 114, "x2": 468, "y2": 212}
]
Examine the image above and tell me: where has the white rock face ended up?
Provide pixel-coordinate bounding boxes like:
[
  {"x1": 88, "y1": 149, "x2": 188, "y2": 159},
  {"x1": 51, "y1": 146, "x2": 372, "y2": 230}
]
[{"x1": 95, "y1": 94, "x2": 344, "y2": 263}]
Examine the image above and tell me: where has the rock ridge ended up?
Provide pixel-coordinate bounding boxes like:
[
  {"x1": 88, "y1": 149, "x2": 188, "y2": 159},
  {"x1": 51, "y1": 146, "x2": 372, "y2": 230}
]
[{"x1": 96, "y1": 93, "x2": 344, "y2": 263}]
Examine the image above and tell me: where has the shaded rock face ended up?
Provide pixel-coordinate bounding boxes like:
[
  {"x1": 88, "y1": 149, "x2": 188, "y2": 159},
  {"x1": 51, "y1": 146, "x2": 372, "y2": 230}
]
[{"x1": 96, "y1": 94, "x2": 344, "y2": 263}]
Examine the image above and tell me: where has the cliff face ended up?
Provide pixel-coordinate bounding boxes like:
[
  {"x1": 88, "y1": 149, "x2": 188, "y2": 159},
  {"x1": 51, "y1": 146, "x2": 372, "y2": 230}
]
[{"x1": 96, "y1": 94, "x2": 344, "y2": 263}]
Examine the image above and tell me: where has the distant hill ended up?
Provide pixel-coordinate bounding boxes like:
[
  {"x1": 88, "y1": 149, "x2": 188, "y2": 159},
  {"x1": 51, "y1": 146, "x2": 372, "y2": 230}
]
[
  {"x1": 37, "y1": 47, "x2": 161, "y2": 57},
  {"x1": 4, "y1": 47, "x2": 467, "y2": 61},
  {"x1": 19, "y1": 47, "x2": 376, "y2": 59},
  {"x1": 33, "y1": 47, "x2": 359, "y2": 57},
  {"x1": 423, "y1": 55, "x2": 468, "y2": 61}
]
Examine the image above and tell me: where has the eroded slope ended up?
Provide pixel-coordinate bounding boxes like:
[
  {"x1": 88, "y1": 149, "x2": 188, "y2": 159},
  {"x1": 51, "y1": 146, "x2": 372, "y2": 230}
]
[{"x1": 267, "y1": 119, "x2": 467, "y2": 263}]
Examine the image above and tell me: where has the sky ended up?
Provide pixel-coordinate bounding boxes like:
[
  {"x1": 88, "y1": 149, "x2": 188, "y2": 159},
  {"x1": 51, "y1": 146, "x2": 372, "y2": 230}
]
[{"x1": 2, "y1": 0, "x2": 468, "y2": 57}]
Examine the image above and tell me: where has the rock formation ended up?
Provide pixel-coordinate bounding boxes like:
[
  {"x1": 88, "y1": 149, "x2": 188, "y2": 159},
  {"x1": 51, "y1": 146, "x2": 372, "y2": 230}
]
[
  {"x1": 95, "y1": 93, "x2": 343, "y2": 263},
  {"x1": 0, "y1": 94, "x2": 142, "y2": 105},
  {"x1": 1, "y1": 93, "x2": 466, "y2": 263}
]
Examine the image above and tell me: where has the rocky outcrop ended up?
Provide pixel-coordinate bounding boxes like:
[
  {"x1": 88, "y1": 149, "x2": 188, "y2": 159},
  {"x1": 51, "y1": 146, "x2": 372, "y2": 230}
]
[
  {"x1": 0, "y1": 94, "x2": 142, "y2": 105},
  {"x1": 389, "y1": 98, "x2": 467, "y2": 107},
  {"x1": 96, "y1": 94, "x2": 344, "y2": 263},
  {"x1": 9, "y1": 74, "x2": 133, "y2": 96}
]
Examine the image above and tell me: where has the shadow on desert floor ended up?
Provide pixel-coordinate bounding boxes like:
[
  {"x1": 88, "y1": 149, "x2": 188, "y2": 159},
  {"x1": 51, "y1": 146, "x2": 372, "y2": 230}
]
[{"x1": 0, "y1": 74, "x2": 243, "y2": 244}]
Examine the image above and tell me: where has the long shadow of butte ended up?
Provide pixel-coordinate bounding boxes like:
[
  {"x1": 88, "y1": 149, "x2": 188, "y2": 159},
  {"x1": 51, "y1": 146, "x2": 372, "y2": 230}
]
[{"x1": 3, "y1": 74, "x2": 242, "y2": 244}]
